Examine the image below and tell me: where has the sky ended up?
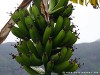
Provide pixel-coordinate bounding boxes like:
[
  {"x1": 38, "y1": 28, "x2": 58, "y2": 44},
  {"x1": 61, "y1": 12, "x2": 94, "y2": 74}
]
[{"x1": 0, "y1": 0, "x2": 100, "y2": 44}]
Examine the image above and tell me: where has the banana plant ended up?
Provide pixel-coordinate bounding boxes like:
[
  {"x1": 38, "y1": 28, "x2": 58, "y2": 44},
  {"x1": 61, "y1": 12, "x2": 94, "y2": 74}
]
[{"x1": 0, "y1": 0, "x2": 99, "y2": 75}]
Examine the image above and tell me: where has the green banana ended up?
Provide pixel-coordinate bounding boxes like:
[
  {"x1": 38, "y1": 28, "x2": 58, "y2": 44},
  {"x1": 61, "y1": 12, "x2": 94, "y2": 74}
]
[
  {"x1": 30, "y1": 53, "x2": 43, "y2": 66},
  {"x1": 63, "y1": 17, "x2": 71, "y2": 31},
  {"x1": 19, "y1": 40, "x2": 30, "y2": 54},
  {"x1": 25, "y1": 15, "x2": 35, "y2": 29},
  {"x1": 15, "y1": 55, "x2": 24, "y2": 65},
  {"x1": 51, "y1": 52, "x2": 60, "y2": 63},
  {"x1": 21, "y1": 54, "x2": 32, "y2": 66},
  {"x1": 29, "y1": 5, "x2": 35, "y2": 21},
  {"x1": 67, "y1": 63, "x2": 79, "y2": 72},
  {"x1": 37, "y1": 15, "x2": 47, "y2": 32},
  {"x1": 46, "y1": 60, "x2": 54, "y2": 73},
  {"x1": 42, "y1": 52, "x2": 48, "y2": 67},
  {"x1": 50, "y1": 20, "x2": 55, "y2": 35},
  {"x1": 53, "y1": 29, "x2": 66, "y2": 48},
  {"x1": 53, "y1": 16, "x2": 63, "y2": 36},
  {"x1": 11, "y1": 26, "x2": 26, "y2": 39},
  {"x1": 35, "y1": 41, "x2": 44, "y2": 57},
  {"x1": 62, "y1": 4, "x2": 73, "y2": 17},
  {"x1": 48, "y1": 0, "x2": 56, "y2": 12},
  {"x1": 17, "y1": 21, "x2": 30, "y2": 38},
  {"x1": 58, "y1": 47, "x2": 68, "y2": 63},
  {"x1": 68, "y1": 32, "x2": 77, "y2": 46},
  {"x1": 29, "y1": 25, "x2": 41, "y2": 43},
  {"x1": 11, "y1": 11, "x2": 20, "y2": 24},
  {"x1": 45, "y1": 38, "x2": 52, "y2": 57},
  {"x1": 52, "y1": 0, "x2": 66, "y2": 10},
  {"x1": 53, "y1": 60, "x2": 69, "y2": 73},
  {"x1": 64, "y1": 48, "x2": 73, "y2": 61},
  {"x1": 43, "y1": 25, "x2": 52, "y2": 45},
  {"x1": 61, "y1": 30, "x2": 72, "y2": 46},
  {"x1": 26, "y1": 40, "x2": 38, "y2": 56},
  {"x1": 23, "y1": 66, "x2": 40, "y2": 75},
  {"x1": 18, "y1": 9, "x2": 26, "y2": 24},
  {"x1": 17, "y1": 45, "x2": 29, "y2": 55},
  {"x1": 22, "y1": 8, "x2": 29, "y2": 17},
  {"x1": 64, "y1": 60, "x2": 75, "y2": 71},
  {"x1": 31, "y1": 4, "x2": 40, "y2": 20}
]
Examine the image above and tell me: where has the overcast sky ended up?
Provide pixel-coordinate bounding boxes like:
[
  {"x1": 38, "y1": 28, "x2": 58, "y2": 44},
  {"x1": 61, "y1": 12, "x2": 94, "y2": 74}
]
[{"x1": 0, "y1": 0, "x2": 100, "y2": 44}]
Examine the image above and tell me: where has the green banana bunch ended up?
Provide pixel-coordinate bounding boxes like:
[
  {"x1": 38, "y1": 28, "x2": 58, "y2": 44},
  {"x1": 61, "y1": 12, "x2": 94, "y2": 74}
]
[
  {"x1": 11, "y1": 10, "x2": 30, "y2": 39},
  {"x1": 11, "y1": 8, "x2": 29, "y2": 24},
  {"x1": 11, "y1": 0, "x2": 79, "y2": 74},
  {"x1": 30, "y1": 53, "x2": 43, "y2": 66}
]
